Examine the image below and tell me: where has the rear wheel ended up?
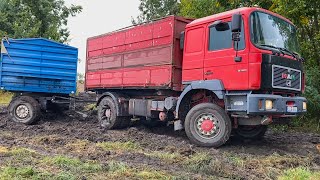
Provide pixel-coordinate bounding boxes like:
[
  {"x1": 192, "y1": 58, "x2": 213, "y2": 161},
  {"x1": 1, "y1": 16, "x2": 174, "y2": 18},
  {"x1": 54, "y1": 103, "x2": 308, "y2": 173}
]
[
  {"x1": 184, "y1": 103, "x2": 231, "y2": 148},
  {"x1": 234, "y1": 125, "x2": 268, "y2": 140},
  {"x1": 98, "y1": 97, "x2": 130, "y2": 129},
  {"x1": 8, "y1": 96, "x2": 41, "y2": 125}
]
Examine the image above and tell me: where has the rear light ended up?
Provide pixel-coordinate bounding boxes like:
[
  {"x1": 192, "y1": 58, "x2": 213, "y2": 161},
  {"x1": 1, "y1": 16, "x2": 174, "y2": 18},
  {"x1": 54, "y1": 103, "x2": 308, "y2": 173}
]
[{"x1": 286, "y1": 101, "x2": 295, "y2": 106}]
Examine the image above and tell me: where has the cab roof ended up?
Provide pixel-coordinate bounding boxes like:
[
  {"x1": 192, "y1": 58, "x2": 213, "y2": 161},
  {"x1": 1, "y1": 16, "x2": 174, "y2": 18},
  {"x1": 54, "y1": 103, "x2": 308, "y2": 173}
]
[{"x1": 186, "y1": 7, "x2": 294, "y2": 28}]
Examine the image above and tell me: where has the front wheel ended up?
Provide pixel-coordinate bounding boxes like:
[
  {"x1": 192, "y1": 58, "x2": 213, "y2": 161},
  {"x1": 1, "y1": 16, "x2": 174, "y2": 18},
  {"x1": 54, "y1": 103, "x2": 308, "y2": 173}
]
[
  {"x1": 8, "y1": 96, "x2": 41, "y2": 125},
  {"x1": 184, "y1": 103, "x2": 232, "y2": 148}
]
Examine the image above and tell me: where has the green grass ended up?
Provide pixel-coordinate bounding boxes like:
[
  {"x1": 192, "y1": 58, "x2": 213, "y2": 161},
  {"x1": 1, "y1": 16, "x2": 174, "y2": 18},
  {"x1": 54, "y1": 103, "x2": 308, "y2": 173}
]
[
  {"x1": 43, "y1": 155, "x2": 103, "y2": 173},
  {"x1": 84, "y1": 103, "x2": 97, "y2": 111},
  {"x1": 183, "y1": 152, "x2": 212, "y2": 173},
  {"x1": 97, "y1": 141, "x2": 140, "y2": 152},
  {"x1": 145, "y1": 151, "x2": 184, "y2": 163},
  {"x1": 278, "y1": 167, "x2": 320, "y2": 180},
  {"x1": 0, "y1": 146, "x2": 180, "y2": 179}
]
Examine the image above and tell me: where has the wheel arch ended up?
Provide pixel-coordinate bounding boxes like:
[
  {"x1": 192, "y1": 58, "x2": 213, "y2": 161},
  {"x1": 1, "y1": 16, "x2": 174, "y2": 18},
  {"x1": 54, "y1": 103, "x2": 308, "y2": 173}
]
[{"x1": 175, "y1": 80, "x2": 225, "y2": 120}]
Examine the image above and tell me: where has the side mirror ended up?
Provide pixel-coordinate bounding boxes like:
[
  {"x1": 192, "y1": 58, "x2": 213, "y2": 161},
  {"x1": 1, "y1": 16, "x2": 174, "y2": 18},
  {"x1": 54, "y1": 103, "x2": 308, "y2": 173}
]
[
  {"x1": 231, "y1": 14, "x2": 242, "y2": 32},
  {"x1": 180, "y1": 31, "x2": 185, "y2": 50},
  {"x1": 231, "y1": 13, "x2": 242, "y2": 62}
]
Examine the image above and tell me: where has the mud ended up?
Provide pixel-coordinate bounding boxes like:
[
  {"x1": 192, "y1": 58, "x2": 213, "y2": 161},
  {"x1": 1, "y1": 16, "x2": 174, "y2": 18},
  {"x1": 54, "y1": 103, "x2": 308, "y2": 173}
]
[{"x1": 0, "y1": 105, "x2": 320, "y2": 179}]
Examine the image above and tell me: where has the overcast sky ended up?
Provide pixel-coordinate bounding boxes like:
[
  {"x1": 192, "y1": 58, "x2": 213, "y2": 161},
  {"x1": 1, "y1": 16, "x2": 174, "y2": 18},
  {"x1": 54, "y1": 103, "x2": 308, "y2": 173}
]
[{"x1": 65, "y1": 0, "x2": 140, "y2": 73}]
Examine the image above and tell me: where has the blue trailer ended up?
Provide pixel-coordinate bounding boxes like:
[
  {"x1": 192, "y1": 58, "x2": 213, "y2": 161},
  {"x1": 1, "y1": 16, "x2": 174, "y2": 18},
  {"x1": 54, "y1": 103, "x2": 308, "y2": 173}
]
[{"x1": 1, "y1": 38, "x2": 78, "y2": 124}]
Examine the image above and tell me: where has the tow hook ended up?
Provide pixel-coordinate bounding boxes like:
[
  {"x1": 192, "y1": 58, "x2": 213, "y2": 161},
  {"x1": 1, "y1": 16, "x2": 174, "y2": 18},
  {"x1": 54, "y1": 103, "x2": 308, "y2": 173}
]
[{"x1": 261, "y1": 116, "x2": 273, "y2": 125}]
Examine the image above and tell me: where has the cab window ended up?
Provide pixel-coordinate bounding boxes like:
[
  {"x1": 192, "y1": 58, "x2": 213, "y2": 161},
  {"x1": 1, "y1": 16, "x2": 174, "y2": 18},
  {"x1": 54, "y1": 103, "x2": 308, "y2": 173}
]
[{"x1": 209, "y1": 21, "x2": 245, "y2": 51}]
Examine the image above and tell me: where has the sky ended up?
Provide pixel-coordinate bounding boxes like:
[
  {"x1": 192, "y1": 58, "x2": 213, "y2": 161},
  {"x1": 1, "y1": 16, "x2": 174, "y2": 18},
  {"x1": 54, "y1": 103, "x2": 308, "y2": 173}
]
[{"x1": 64, "y1": 0, "x2": 140, "y2": 73}]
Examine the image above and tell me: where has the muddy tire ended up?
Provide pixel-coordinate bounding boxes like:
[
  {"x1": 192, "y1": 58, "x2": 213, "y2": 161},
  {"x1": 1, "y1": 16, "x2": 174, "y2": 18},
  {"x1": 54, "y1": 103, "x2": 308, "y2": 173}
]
[
  {"x1": 184, "y1": 103, "x2": 231, "y2": 148},
  {"x1": 98, "y1": 97, "x2": 130, "y2": 129},
  {"x1": 8, "y1": 96, "x2": 41, "y2": 125},
  {"x1": 234, "y1": 125, "x2": 268, "y2": 140}
]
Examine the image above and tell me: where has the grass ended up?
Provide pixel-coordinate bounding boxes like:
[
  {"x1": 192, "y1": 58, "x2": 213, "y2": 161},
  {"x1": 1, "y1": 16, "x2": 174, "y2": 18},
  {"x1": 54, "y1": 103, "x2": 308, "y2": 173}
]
[
  {"x1": 43, "y1": 155, "x2": 103, "y2": 173},
  {"x1": 84, "y1": 103, "x2": 97, "y2": 111},
  {"x1": 278, "y1": 167, "x2": 320, "y2": 180},
  {"x1": 145, "y1": 151, "x2": 184, "y2": 163},
  {"x1": 0, "y1": 145, "x2": 180, "y2": 180},
  {"x1": 183, "y1": 152, "x2": 212, "y2": 173},
  {"x1": 97, "y1": 141, "x2": 140, "y2": 152},
  {"x1": 0, "y1": 91, "x2": 13, "y2": 104}
]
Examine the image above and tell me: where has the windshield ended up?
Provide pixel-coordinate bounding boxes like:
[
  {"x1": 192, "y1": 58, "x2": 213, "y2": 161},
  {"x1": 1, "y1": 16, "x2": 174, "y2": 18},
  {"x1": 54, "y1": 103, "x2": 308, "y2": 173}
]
[{"x1": 251, "y1": 11, "x2": 300, "y2": 54}]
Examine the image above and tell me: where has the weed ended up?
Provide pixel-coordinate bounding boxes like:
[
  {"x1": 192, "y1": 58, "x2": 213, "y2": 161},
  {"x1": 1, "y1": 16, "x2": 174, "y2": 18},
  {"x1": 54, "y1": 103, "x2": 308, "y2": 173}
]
[
  {"x1": 224, "y1": 153, "x2": 245, "y2": 167},
  {"x1": 84, "y1": 103, "x2": 97, "y2": 111},
  {"x1": 97, "y1": 141, "x2": 140, "y2": 152},
  {"x1": 43, "y1": 156, "x2": 103, "y2": 173},
  {"x1": 107, "y1": 161, "x2": 128, "y2": 173},
  {"x1": 183, "y1": 152, "x2": 212, "y2": 173},
  {"x1": 278, "y1": 167, "x2": 320, "y2": 180},
  {"x1": 137, "y1": 170, "x2": 172, "y2": 179},
  {"x1": 145, "y1": 151, "x2": 184, "y2": 163}
]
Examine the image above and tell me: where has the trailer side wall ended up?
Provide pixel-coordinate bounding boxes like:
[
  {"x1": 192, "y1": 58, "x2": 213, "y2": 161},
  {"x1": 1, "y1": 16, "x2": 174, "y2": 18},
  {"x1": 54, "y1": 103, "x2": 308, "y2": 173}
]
[{"x1": 86, "y1": 16, "x2": 192, "y2": 91}]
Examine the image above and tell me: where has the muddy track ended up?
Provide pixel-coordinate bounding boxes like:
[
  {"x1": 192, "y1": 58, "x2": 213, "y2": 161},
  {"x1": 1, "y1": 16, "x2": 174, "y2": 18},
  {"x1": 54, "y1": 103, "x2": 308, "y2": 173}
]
[{"x1": 0, "y1": 108, "x2": 320, "y2": 179}]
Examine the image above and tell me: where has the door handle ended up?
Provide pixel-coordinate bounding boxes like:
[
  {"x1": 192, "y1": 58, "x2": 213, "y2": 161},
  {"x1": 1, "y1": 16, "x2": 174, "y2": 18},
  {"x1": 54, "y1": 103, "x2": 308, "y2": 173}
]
[{"x1": 205, "y1": 71, "x2": 213, "y2": 75}]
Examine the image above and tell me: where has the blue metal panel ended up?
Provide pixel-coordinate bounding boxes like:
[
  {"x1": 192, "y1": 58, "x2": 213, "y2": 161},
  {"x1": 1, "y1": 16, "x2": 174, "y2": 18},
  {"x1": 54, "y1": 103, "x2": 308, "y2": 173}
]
[{"x1": 0, "y1": 38, "x2": 78, "y2": 95}]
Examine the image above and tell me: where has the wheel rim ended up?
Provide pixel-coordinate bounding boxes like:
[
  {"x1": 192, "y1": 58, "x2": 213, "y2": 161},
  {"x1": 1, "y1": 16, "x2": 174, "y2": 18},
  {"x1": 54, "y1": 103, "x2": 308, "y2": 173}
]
[
  {"x1": 195, "y1": 113, "x2": 221, "y2": 139},
  {"x1": 100, "y1": 104, "x2": 112, "y2": 127},
  {"x1": 15, "y1": 104, "x2": 29, "y2": 119}
]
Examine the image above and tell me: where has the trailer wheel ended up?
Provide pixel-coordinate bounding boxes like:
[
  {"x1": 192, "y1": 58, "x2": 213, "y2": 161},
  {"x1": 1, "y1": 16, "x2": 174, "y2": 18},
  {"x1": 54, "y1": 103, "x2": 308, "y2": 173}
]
[
  {"x1": 98, "y1": 97, "x2": 130, "y2": 129},
  {"x1": 184, "y1": 103, "x2": 231, "y2": 147},
  {"x1": 8, "y1": 96, "x2": 41, "y2": 125},
  {"x1": 234, "y1": 125, "x2": 268, "y2": 140}
]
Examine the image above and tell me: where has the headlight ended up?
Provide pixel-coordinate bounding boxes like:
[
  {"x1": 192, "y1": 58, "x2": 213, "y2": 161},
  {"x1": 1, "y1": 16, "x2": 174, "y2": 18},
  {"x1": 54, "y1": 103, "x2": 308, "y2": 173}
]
[
  {"x1": 265, "y1": 100, "x2": 273, "y2": 110},
  {"x1": 303, "y1": 102, "x2": 307, "y2": 110}
]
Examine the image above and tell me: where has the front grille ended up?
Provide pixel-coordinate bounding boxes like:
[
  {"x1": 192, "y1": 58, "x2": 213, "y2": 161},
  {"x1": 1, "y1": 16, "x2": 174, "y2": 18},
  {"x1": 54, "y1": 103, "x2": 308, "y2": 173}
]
[{"x1": 272, "y1": 65, "x2": 301, "y2": 91}]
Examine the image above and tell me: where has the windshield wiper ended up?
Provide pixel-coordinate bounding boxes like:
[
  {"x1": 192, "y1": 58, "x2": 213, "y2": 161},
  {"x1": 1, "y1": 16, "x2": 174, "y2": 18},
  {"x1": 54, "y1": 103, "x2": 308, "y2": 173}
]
[
  {"x1": 278, "y1": 47, "x2": 300, "y2": 61},
  {"x1": 258, "y1": 44, "x2": 301, "y2": 61},
  {"x1": 259, "y1": 44, "x2": 285, "y2": 56}
]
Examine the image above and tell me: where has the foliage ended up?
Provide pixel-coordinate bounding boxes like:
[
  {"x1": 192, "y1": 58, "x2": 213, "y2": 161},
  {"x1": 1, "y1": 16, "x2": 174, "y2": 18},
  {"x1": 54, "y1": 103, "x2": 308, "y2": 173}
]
[
  {"x1": 132, "y1": 0, "x2": 180, "y2": 24},
  {"x1": 0, "y1": 0, "x2": 82, "y2": 43}
]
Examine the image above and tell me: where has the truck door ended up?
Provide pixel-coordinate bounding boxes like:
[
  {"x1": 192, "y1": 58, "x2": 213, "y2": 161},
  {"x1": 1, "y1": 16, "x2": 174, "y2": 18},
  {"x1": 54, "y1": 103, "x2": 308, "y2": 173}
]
[
  {"x1": 204, "y1": 17, "x2": 249, "y2": 90},
  {"x1": 182, "y1": 26, "x2": 205, "y2": 82}
]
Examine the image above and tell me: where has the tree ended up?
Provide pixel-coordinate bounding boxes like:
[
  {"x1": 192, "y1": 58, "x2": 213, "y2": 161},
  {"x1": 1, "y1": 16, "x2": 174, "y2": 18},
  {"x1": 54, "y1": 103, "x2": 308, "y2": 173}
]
[
  {"x1": 0, "y1": 0, "x2": 82, "y2": 43},
  {"x1": 133, "y1": 0, "x2": 180, "y2": 24},
  {"x1": 179, "y1": 0, "x2": 224, "y2": 18}
]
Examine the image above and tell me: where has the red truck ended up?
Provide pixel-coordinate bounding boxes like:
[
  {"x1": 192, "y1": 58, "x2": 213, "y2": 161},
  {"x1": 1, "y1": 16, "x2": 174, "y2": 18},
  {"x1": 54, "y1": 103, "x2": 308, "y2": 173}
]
[{"x1": 86, "y1": 7, "x2": 307, "y2": 147}]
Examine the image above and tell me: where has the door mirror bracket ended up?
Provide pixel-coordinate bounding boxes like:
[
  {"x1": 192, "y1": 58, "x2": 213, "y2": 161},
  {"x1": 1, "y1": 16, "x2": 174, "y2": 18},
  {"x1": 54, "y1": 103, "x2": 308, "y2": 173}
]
[{"x1": 232, "y1": 13, "x2": 242, "y2": 62}]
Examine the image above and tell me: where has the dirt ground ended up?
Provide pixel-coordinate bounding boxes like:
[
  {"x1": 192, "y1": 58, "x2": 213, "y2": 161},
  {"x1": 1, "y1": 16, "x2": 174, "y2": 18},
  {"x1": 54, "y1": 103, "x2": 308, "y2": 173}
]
[{"x1": 0, "y1": 104, "x2": 319, "y2": 180}]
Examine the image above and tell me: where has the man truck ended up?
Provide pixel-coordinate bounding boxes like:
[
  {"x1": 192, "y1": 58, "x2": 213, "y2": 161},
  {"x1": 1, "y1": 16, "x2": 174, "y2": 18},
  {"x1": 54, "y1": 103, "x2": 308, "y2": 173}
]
[
  {"x1": 5, "y1": 7, "x2": 307, "y2": 148},
  {"x1": 86, "y1": 7, "x2": 307, "y2": 147}
]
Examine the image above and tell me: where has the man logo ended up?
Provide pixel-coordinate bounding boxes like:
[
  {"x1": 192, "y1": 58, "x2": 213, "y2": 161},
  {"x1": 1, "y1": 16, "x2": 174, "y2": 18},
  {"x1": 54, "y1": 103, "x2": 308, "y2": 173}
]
[{"x1": 286, "y1": 80, "x2": 292, "y2": 87}]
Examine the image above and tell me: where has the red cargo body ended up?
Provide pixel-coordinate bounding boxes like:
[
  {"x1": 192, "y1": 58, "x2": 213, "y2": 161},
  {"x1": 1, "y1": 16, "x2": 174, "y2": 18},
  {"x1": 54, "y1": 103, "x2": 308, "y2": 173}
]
[{"x1": 86, "y1": 16, "x2": 192, "y2": 91}]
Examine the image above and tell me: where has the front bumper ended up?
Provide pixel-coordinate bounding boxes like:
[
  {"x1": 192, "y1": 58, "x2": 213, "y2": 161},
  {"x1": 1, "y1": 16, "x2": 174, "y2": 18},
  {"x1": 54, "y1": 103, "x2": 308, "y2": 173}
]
[
  {"x1": 227, "y1": 93, "x2": 307, "y2": 116},
  {"x1": 248, "y1": 94, "x2": 306, "y2": 115}
]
